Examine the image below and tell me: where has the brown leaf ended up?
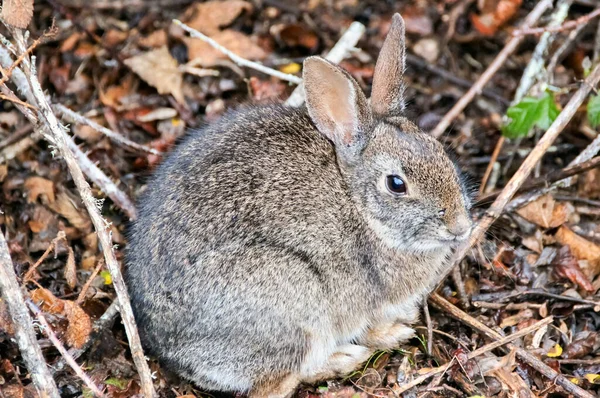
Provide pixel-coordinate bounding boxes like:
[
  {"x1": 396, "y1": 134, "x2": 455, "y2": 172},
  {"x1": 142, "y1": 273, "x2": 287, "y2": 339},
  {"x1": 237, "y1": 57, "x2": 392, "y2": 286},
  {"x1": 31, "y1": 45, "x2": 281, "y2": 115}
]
[
  {"x1": 249, "y1": 77, "x2": 286, "y2": 102},
  {"x1": 65, "y1": 247, "x2": 77, "y2": 290},
  {"x1": 555, "y1": 226, "x2": 600, "y2": 279},
  {"x1": 124, "y1": 46, "x2": 185, "y2": 104},
  {"x1": 47, "y1": 191, "x2": 92, "y2": 233},
  {"x1": 1, "y1": 0, "x2": 34, "y2": 29},
  {"x1": 184, "y1": 30, "x2": 266, "y2": 66},
  {"x1": 516, "y1": 194, "x2": 568, "y2": 229},
  {"x1": 401, "y1": 6, "x2": 433, "y2": 36},
  {"x1": 137, "y1": 29, "x2": 168, "y2": 48},
  {"x1": 181, "y1": 0, "x2": 252, "y2": 36},
  {"x1": 471, "y1": 0, "x2": 523, "y2": 36},
  {"x1": 563, "y1": 331, "x2": 597, "y2": 359},
  {"x1": 578, "y1": 168, "x2": 600, "y2": 199},
  {"x1": 63, "y1": 300, "x2": 91, "y2": 349},
  {"x1": 30, "y1": 288, "x2": 65, "y2": 314},
  {"x1": 272, "y1": 23, "x2": 319, "y2": 50},
  {"x1": 24, "y1": 176, "x2": 55, "y2": 204},
  {"x1": 552, "y1": 246, "x2": 594, "y2": 292}
]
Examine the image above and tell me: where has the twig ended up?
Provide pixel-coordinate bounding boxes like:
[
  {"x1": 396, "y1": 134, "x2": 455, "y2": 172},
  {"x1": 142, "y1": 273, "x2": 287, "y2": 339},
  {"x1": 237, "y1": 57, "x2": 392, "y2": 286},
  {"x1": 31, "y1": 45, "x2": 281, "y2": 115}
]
[
  {"x1": 10, "y1": 29, "x2": 155, "y2": 397},
  {"x1": 53, "y1": 104, "x2": 161, "y2": 156},
  {"x1": 0, "y1": 231, "x2": 61, "y2": 398},
  {"x1": 394, "y1": 316, "x2": 553, "y2": 394},
  {"x1": 429, "y1": 293, "x2": 594, "y2": 398},
  {"x1": 0, "y1": 35, "x2": 43, "y2": 87},
  {"x1": 0, "y1": 92, "x2": 38, "y2": 109},
  {"x1": 476, "y1": 156, "x2": 600, "y2": 205},
  {"x1": 26, "y1": 300, "x2": 106, "y2": 398},
  {"x1": 513, "y1": 7, "x2": 600, "y2": 36},
  {"x1": 479, "y1": 136, "x2": 505, "y2": 195},
  {"x1": 173, "y1": 19, "x2": 302, "y2": 84},
  {"x1": 451, "y1": 263, "x2": 470, "y2": 309},
  {"x1": 0, "y1": 123, "x2": 33, "y2": 150},
  {"x1": 439, "y1": 61, "x2": 600, "y2": 286},
  {"x1": 286, "y1": 21, "x2": 366, "y2": 107},
  {"x1": 23, "y1": 232, "x2": 67, "y2": 282},
  {"x1": 430, "y1": 0, "x2": 553, "y2": 138},
  {"x1": 423, "y1": 301, "x2": 433, "y2": 355},
  {"x1": 76, "y1": 259, "x2": 104, "y2": 304},
  {"x1": 406, "y1": 54, "x2": 509, "y2": 106}
]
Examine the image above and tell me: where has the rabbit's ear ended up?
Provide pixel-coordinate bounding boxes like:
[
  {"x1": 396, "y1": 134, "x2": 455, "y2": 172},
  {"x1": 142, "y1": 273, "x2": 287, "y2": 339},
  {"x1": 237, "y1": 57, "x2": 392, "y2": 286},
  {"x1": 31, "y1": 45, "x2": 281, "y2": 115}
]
[
  {"x1": 303, "y1": 56, "x2": 372, "y2": 162},
  {"x1": 371, "y1": 13, "x2": 406, "y2": 118}
]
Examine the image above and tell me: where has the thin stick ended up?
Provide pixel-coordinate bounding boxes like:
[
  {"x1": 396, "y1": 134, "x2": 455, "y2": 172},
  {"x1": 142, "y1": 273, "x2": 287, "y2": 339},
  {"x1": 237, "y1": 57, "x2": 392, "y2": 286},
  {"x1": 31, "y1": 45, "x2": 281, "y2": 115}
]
[
  {"x1": 53, "y1": 104, "x2": 161, "y2": 156},
  {"x1": 286, "y1": 21, "x2": 366, "y2": 107},
  {"x1": 423, "y1": 301, "x2": 433, "y2": 355},
  {"x1": 430, "y1": 0, "x2": 553, "y2": 138},
  {"x1": 27, "y1": 301, "x2": 106, "y2": 398},
  {"x1": 173, "y1": 19, "x2": 302, "y2": 84},
  {"x1": 513, "y1": 7, "x2": 600, "y2": 36},
  {"x1": 476, "y1": 156, "x2": 600, "y2": 205},
  {"x1": 0, "y1": 232, "x2": 61, "y2": 398},
  {"x1": 440, "y1": 61, "x2": 600, "y2": 286},
  {"x1": 23, "y1": 231, "x2": 66, "y2": 282},
  {"x1": 480, "y1": 136, "x2": 505, "y2": 194},
  {"x1": 394, "y1": 316, "x2": 553, "y2": 394},
  {"x1": 10, "y1": 28, "x2": 155, "y2": 397},
  {"x1": 76, "y1": 259, "x2": 104, "y2": 304},
  {"x1": 429, "y1": 293, "x2": 594, "y2": 398}
]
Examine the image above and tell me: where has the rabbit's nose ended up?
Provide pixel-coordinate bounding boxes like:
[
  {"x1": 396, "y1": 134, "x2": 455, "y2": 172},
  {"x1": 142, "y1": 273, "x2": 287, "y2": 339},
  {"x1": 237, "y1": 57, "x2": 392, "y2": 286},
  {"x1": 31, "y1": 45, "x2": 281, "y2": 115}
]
[{"x1": 448, "y1": 215, "x2": 471, "y2": 238}]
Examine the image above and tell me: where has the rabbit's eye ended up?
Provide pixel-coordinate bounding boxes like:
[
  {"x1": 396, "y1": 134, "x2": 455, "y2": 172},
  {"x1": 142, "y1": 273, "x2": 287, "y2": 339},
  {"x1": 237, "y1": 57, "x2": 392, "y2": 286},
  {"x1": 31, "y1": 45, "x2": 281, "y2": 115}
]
[{"x1": 386, "y1": 175, "x2": 407, "y2": 195}]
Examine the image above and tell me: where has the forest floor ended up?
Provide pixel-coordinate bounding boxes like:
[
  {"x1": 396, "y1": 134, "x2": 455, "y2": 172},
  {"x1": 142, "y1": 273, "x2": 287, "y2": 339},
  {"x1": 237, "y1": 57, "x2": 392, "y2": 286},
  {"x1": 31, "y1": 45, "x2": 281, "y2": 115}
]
[{"x1": 2, "y1": 0, "x2": 600, "y2": 397}]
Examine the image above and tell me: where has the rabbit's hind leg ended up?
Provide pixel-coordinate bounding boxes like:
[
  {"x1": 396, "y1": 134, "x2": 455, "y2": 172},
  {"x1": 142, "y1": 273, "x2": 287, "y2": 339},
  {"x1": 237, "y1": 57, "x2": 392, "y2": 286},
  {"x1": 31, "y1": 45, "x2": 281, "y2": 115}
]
[
  {"x1": 360, "y1": 321, "x2": 415, "y2": 350},
  {"x1": 249, "y1": 373, "x2": 301, "y2": 398},
  {"x1": 302, "y1": 344, "x2": 373, "y2": 384}
]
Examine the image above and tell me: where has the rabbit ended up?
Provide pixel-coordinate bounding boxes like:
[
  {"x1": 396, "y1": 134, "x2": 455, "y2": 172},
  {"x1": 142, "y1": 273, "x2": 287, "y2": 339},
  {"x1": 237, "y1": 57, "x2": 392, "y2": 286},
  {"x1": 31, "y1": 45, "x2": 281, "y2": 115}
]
[{"x1": 125, "y1": 13, "x2": 472, "y2": 398}]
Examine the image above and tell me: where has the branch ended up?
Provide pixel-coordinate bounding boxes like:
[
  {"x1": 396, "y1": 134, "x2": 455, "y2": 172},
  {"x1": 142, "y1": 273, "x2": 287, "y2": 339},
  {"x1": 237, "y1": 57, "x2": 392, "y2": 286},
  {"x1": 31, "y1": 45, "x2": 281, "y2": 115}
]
[
  {"x1": 27, "y1": 301, "x2": 106, "y2": 398},
  {"x1": 173, "y1": 19, "x2": 302, "y2": 84},
  {"x1": 429, "y1": 293, "x2": 595, "y2": 398},
  {"x1": 8, "y1": 28, "x2": 156, "y2": 397},
  {"x1": 53, "y1": 103, "x2": 162, "y2": 156},
  {"x1": 394, "y1": 317, "x2": 553, "y2": 394},
  {"x1": 286, "y1": 21, "x2": 366, "y2": 107},
  {"x1": 0, "y1": 231, "x2": 60, "y2": 398},
  {"x1": 513, "y1": 7, "x2": 600, "y2": 36},
  {"x1": 430, "y1": 0, "x2": 553, "y2": 138}
]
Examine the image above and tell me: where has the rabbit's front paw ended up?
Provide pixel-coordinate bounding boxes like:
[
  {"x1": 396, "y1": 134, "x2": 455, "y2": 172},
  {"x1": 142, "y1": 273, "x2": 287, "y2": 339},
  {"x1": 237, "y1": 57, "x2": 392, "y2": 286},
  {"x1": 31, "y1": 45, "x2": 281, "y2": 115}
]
[{"x1": 361, "y1": 322, "x2": 415, "y2": 350}]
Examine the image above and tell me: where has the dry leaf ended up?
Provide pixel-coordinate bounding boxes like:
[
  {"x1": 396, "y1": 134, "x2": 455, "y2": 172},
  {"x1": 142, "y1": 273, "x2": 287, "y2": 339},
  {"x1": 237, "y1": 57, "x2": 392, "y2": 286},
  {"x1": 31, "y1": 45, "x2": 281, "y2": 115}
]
[
  {"x1": 124, "y1": 46, "x2": 185, "y2": 104},
  {"x1": 63, "y1": 301, "x2": 92, "y2": 348},
  {"x1": 578, "y1": 168, "x2": 600, "y2": 199},
  {"x1": 184, "y1": 30, "x2": 266, "y2": 66},
  {"x1": 471, "y1": 0, "x2": 523, "y2": 36},
  {"x1": 546, "y1": 343, "x2": 563, "y2": 358},
  {"x1": 24, "y1": 177, "x2": 56, "y2": 204},
  {"x1": 516, "y1": 194, "x2": 568, "y2": 229},
  {"x1": 47, "y1": 191, "x2": 92, "y2": 233},
  {"x1": 555, "y1": 226, "x2": 600, "y2": 279},
  {"x1": 0, "y1": 164, "x2": 7, "y2": 182},
  {"x1": 65, "y1": 247, "x2": 77, "y2": 290},
  {"x1": 1, "y1": 0, "x2": 34, "y2": 29},
  {"x1": 30, "y1": 288, "x2": 65, "y2": 314},
  {"x1": 137, "y1": 29, "x2": 168, "y2": 48},
  {"x1": 181, "y1": 0, "x2": 252, "y2": 36},
  {"x1": 552, "y1": 246, "x2": 594, "y2": 292}
]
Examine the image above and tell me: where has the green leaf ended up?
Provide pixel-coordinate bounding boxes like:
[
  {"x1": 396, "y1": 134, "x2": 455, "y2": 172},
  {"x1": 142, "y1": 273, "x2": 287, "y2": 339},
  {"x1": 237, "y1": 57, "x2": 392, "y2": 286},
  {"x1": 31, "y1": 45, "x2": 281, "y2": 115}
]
[
  {"x1": 502, "y1": 92, "x2": 560, "y2": 138},
  {"x1": 104, "y1": 377, "x2": 128, "y2": 390},
  {"x1": 587, "y1": 95, "x2": 600, "y2": 127}
]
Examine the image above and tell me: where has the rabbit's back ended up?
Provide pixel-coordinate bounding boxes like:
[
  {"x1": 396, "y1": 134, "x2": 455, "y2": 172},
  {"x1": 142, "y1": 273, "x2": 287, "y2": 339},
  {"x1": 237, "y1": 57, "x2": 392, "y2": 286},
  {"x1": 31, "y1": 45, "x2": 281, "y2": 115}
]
[{"x1": 125, "y1": 105, "x2": 373, "y2": 389}]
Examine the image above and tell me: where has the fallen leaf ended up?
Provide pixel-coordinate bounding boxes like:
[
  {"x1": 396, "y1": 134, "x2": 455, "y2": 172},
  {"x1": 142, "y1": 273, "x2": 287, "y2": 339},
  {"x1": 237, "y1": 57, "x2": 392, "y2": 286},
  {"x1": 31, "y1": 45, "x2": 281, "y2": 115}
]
[
  {"x1": 30, "y1": 288, "x2": 65, "y2": 314},
  {"x1": 24, "y1": 177, "x2": 55, "y2": 204},
  {"x1": 249, "y1": 77, "x2": 286, "y2": 102},
  {"x1": 100, "y1": 270, "x2": 112, "y2": 285},
  {"x1": 184, "y1": 30, "x2": 266, "y2": 66},
  {"x1": 471, "y1": 0, "x2": 523, "y2": 36},
  {"x1": 271, "y1": 23, "x2": 319, "y2": 50},
  {"x1": 181, "y1": 0, "x2": 252, "y2": 36},
  {"x1": 63, "y1": 300, "x2": 91, "y2": 349},
  {"x1": 563, "y1": 331, "x2": 597, "y2": 359},
  {"x1": 137, "y1": 29, "x2": 168, "y2": 48},
  {"x1": 124, "y1": 46, "x2": 185, "y2": 104},
  {"x1": 279, "y1": 63, "x2": 301, "y2": 75},
  {"x1": 401, "y1": 6, "x2": 433, "y2": 35},
  {"x1": 585, "y1": 374, "x2": 600, "y2": 384},
  {"x1": 413, "y1": 38, "x2": 440, "y2": 63},
  {"x1": 546, "y1": 343, "x2": 563, "y2": 358},
  {"x1": 552, "y1": 246, "x2": 594, "y2": 292},
  {"x1": 1, "y1": 0, "x2": 34, "y2": 29},
  {"x1": 65, "y1": 247, "x2": 77, "y2": 290},
  {"x1": 555, "y1": 226, "x2": 600, "y2": 279},
  {"x1": 99, "y1": 75, "x2": 135, "y2": 108},
  {"x1": 516, "y1": 194, "x2": 568, "y2": 229},
  {"x1": 47, "y1": 191, "x2": 92, "y2": 233},
  {"x1": 136, "y1": 108, "x2": 178, "y2": 122},
  {"x1": 578, "y1": 168, "x2": 600, "y2": 199}
]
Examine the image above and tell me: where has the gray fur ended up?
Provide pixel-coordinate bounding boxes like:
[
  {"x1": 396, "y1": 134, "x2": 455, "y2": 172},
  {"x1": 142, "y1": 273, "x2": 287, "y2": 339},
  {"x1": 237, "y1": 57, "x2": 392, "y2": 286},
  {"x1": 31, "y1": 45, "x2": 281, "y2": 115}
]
[{"x1": 125, "y1": 13, "x2": 471, "y2": 398}]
